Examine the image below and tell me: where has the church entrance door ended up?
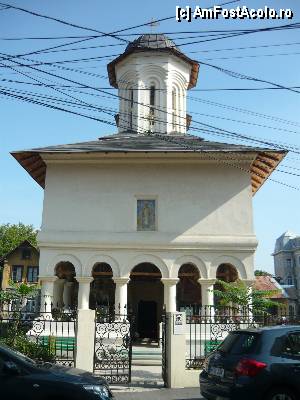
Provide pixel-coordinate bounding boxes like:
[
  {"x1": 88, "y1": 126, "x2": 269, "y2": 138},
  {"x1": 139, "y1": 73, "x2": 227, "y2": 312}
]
[
  {"x1": 137, "y1": 300, "x2": 157, "y2": 339},
  {"x1": 128, "y1": 263, "x2": 163, "y2": 342}
]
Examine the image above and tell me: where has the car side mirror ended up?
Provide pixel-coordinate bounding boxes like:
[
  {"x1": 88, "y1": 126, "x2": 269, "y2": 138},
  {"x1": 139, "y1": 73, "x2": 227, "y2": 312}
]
[{"x1": 3, "y1": 361, "x2": 21, "y2": 375}]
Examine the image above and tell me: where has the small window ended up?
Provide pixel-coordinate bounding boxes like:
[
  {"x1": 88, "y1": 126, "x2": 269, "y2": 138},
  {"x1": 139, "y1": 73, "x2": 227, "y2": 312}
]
[
  {"x1": 137, "y1": 199, "x2": 156, "y2": 231},
  {"x1": 287, "y1": 276, "x2": 293, "y2": 285},
  {"x1": 22, "y1": 248, "x2": 31, "y2": 260},
  {"x1": 282, "y1": 333, "x2": 300, "y2": 356},
  {"x1": 172, "y1": 88, "x2": 177, "y2": 130},
  {"x1": 27, "y1": 266, "x2": 39, "y2": 283},
  {"x1": 129, "y1": 88, "x2": 134, "y2": 130},
  {"x1": 11, "y1": 265, "x2": 23, "y2": 283},
  {"x1": 287, "y1": 259, "x2": 292, "y2": 268},
  {"x1": 289, "y1": 305, "x2": 295, "y2": 316},
  {"x1": 148, "y1": 85, "x2": 155, "y2": 132}
]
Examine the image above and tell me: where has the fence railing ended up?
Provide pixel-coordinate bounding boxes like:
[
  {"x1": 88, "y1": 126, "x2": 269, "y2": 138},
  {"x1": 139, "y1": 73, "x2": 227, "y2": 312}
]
[
  {"x1": 185, "y1": 305, "x2": 300, "y2": 369},
  {"x1": 0, "y1": 299, "x2": 77, "y2": 367}
]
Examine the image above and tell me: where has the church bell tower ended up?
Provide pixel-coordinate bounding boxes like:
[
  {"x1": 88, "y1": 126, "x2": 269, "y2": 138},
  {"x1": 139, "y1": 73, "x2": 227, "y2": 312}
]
[{"x1": 107, "y1": 34, "x2": 199, "y2": 135}]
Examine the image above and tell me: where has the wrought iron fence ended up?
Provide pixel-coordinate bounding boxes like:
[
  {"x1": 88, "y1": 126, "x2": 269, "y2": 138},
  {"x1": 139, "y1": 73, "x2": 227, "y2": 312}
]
[
  {"x1": 185, "y1": 305, "x2": 300, "y2": 370},
  {"x1": 93, "y1": 306, "x2": 133, "y2": 384},
  {"x1": 0, "y1": 298, "x2": 77, "y2": 367}
]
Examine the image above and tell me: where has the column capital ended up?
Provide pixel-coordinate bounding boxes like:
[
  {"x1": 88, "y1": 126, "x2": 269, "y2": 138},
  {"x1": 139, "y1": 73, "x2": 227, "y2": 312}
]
[
  {"x1": 161, "y1": 278, "x2": 179, "y2": 286},
  {"x1": 76, "y1": 277, "x2": 93, "y2": 284},
  {"x1": 39, "y1": 276, "x2": 58, "y2": 284},
  {"x1": 113, "y1": 277, "x2": 129, "y2": 285},
  {"x1": 198, "y1": 278, "x2": 216, "y2": 286}
]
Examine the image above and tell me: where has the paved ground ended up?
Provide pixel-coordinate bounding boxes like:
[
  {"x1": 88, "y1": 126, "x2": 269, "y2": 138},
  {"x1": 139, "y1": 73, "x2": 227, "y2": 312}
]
[{"x1": 113, "y1": 387, "x2": 202, "y2": 399}]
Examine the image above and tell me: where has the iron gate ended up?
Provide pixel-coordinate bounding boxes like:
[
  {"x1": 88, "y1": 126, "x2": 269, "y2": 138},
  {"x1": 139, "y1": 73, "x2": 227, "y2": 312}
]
[
  {"x1": 161, "y1": 309, "x2": 168, "y2": 387},
  {"x1": 93, "y1": 307, "x2": 133, "y2": 384}
]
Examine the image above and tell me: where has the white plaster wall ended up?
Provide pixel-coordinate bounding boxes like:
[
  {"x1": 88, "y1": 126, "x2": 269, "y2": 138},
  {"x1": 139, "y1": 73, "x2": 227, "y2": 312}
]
[
  {"x1": 41, "y1": 162, "x2": 253, "y2": 235},
  {"x1": 38, "y1": 157, "x2": 256, "y2": 279}
]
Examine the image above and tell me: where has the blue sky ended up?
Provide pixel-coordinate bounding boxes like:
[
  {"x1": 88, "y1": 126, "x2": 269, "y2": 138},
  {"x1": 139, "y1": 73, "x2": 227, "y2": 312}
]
[{"x1": 1, "y1": 0, "x2": 300, "y2": 273}]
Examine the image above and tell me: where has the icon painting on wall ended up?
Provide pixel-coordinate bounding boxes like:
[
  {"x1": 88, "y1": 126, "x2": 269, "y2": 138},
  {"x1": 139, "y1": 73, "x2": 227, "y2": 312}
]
[{"x1": 137, "y1": 199, "x2": 156, "y2": 231}]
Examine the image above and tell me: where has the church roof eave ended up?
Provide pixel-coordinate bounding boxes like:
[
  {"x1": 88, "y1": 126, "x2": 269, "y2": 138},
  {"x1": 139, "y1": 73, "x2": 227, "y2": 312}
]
[{"x1": 11, "y1": 133, "x2": 287, "y2": 194}]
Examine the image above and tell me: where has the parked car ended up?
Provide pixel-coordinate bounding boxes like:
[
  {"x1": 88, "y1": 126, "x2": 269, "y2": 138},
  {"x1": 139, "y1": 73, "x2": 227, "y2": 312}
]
[
  {"x1": 0, "y1": 344, "x2": 113, "y2": 399},
  {"x1": 200, "y1": 325, "x2": 300, "y2": 400}
]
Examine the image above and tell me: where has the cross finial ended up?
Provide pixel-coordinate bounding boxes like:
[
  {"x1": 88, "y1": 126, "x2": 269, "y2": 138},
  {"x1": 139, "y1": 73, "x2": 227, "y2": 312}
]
[{"x1": 149, "y1": 18, "x2": 159, "y2": 33}]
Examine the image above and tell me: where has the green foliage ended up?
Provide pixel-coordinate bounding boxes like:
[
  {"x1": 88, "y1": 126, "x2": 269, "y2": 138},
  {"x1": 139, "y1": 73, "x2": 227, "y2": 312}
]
[
  {"x1": 254, "y1": 269, "x2": 272, "y2": 276},
  {"x1": 0, "y1": 281, "x2": 39, "y2": 305},
  {"x1": 213, "y1": 279, "x2": 280, "y2": 313},
  {"x1": 0, "y1": 334, "x2": 55, "y2": 362},
  {"x1": 0, "y1": 222, "x2": 37, "y2": 258}
]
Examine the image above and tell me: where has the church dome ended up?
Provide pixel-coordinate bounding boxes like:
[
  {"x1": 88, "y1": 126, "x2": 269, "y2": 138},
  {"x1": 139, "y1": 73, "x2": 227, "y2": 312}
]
[
  {"x1": 107, "y1": 33, "x2": 199, "y2": 89},
  {"x1": 125, "y1": 33, "x2": 180, "y2": 52}
]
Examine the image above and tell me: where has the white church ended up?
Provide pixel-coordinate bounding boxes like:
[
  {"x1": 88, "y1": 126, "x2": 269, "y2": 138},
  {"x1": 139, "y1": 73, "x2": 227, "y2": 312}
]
[{"x1": 12, "y1": 34, "x2": 285, "y2": 340}]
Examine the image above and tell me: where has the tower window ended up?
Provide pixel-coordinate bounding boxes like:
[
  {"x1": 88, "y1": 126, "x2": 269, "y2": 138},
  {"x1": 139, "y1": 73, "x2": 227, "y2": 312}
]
[
  {"x1": 172, "y1": 88, "x2": 177, "y2": 131},
  {"x1": 148, "y1": 85, "x2": 156, "y2": 132},
  {"x1": 287, "y1": 259, "x2": 292, "y2": 268},
  {"x1": 129, "y1": 88, "x2": 134, "y2": 130}
]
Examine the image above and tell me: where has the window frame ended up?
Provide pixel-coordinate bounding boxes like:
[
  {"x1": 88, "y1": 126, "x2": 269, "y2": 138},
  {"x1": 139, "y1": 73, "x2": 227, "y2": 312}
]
[
  {"x1": 21, "y1": 248, "x2": 31, "y2": 260},
  {"x1": 11, "y1": 265, "x2": 23, "y2": 283},
  {"x1": 26, "y1": 266, "x2": 39, "y2": 283}
]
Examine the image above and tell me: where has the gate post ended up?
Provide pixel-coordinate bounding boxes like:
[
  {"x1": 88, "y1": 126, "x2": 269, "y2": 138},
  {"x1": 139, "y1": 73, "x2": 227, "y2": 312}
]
[
  {"x1": 166, "y1": 311, "x2": 187, "y2": 388},
  {"x1": 75, "y1": 309, "x2": 95, "y2": 372}
]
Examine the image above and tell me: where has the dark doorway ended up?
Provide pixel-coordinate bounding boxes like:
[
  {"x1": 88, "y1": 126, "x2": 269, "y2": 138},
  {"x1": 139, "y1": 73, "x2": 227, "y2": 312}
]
[{"x1": 138, "y1": 300, "x2": 157, "y2": 339}]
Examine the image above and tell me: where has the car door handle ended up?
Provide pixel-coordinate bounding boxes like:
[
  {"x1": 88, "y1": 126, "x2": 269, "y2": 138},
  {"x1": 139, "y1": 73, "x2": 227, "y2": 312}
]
[{"x1": 33, "y1": 384, "x2": 40, "y2": 388}]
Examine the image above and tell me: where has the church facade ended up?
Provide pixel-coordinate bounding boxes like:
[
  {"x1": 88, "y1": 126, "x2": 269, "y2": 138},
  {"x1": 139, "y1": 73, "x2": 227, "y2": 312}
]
[{"x1": 12, "y1": 34, "x2": 285, "y2": 340}]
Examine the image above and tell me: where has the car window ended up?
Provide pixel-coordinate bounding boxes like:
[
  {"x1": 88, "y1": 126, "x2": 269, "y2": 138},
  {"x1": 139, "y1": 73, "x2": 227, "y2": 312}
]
[
  {"x1": 282, "y1": 333, "x2": 300, "y2": 356},
  {"x1": 218, "y1": 332, "x2": 259, "y2": 355}
]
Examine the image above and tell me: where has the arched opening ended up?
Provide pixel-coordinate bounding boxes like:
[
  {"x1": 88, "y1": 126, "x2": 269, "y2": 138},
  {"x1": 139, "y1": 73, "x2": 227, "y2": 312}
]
[
  {"x1": 128, "y1": 262, "x2": 163, "y2": 341},
  {"x1": 177, "y1": 263, "x2": 201, "y2": 314},
  {"x1": 216, "y1": 263, "x2": 238, "y2": 283},
  {"x1": 215, "y1": 263, "x2": 239, "y2": 306},
  {"x1": 54, "y1": 261, "x2": 78, "y2": 309},
  {"x1": 89, "y1": 263, "x2": 115, "y2": 311}
]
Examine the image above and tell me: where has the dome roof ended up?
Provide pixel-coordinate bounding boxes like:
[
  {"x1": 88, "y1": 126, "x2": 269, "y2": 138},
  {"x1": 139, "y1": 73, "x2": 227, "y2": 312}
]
[
  {"x1": 125, "y1": 33, "x2": 180, "y2": 52},
  {"x1": 107, "y1": 33, "x2": 199, "y2": 89}
]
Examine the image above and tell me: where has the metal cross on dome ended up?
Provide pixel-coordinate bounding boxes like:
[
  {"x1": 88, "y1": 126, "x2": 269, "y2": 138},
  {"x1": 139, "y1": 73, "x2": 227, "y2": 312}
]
[{"x1": 149, "y1": 18, "x2": 160, "y2": 32}]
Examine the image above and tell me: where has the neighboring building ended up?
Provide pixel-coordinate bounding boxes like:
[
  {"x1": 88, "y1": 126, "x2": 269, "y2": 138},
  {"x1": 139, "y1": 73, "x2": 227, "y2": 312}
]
[
  {"x1": 11, "y1": 34, "x2": 286, "y2": 339},
  {"x1": 0, "y1": 240, "x2": 39, "y2": 290},
  {"x1": 273, "y1": 231, "x2": 300, "y2": 312},
  {"x1": 254, "y1": 275, "x2": 296, "y2": 316}
]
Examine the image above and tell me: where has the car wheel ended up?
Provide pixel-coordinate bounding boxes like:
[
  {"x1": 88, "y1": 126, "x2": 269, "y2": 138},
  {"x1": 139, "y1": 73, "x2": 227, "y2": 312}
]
[{"x1": 266, "y1": 387, "x2": 297, "y2": 400}]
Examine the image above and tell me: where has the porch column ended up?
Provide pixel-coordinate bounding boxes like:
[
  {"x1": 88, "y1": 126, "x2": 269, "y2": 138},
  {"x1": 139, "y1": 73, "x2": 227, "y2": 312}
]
[
  {"x1": 199, "y1": 279, "x2": 216, "y2": 306},
  {"x1": 53, "y1": 278, "x2": 65, "y2": 308},
  {"x1": 113, "y1": 277, "x2": 129, "y2": 315},
  {"x1": 63, "y1": 280, "x2": 74, "y2": 309},
  {"x1": 77, "y1": 277, "x2": 93, "y2": 310},
  {"x1": 39, "y1": 276, "x2": 57, "y2": 313},
  {"x1": 162, "y1": 278, "x2": 179, "y2": 312}
]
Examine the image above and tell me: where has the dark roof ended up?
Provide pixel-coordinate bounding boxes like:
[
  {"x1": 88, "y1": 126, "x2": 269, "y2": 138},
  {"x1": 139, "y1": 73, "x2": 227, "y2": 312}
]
[
  {"x1": 125, "y1": 34, "x2": 180, "y2": 52},
  {"x1": 0, "y1": 240, "x2": 38, "y2": 264},
  {"x1": 107, "y1": 34, "x2": 199, "y2": 89},
  {"x1": 11, "y1": 133, "x2": 287, "y2": 194}
]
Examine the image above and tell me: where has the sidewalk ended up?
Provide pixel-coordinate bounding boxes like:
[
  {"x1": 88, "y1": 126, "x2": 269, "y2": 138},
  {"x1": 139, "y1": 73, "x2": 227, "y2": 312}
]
[{"x1": 113, "y1": 387, "x2": 202, "y2": 399}]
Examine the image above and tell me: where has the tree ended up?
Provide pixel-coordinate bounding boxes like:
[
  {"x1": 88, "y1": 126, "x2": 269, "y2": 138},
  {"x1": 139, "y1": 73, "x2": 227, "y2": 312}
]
[
  {"x1": 0, "y1": 223, "x2": 37, "y2": 258},
  {"x1": 254, "y1": 269, "x2": 272, "y2": 276},
  {"x1": 213, "y1": 279, "x2": 279, "y2": 313}
]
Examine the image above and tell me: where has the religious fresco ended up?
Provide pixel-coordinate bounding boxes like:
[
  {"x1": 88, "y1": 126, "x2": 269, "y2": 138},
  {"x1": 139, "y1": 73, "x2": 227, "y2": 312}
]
[{"x1": 137, "y1": 199, "x2": 156, "y2": 231}]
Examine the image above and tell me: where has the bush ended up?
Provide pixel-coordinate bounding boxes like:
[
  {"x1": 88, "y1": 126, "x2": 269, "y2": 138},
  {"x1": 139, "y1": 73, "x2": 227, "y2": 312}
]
[{"x1": 0, "y1": 334, "x2": 55, "y2": 362}]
